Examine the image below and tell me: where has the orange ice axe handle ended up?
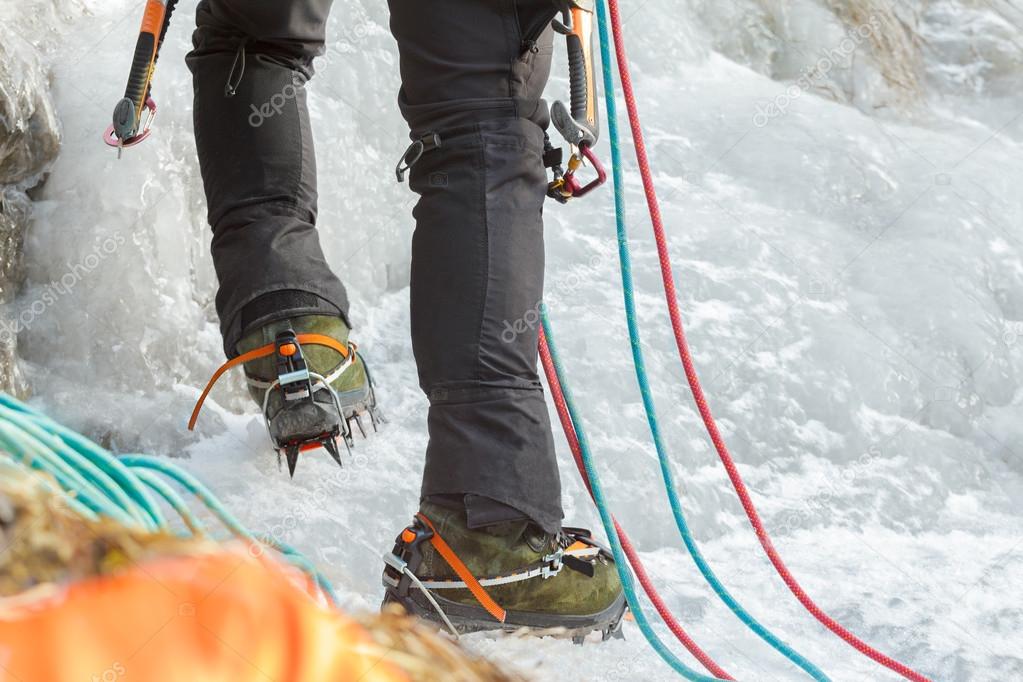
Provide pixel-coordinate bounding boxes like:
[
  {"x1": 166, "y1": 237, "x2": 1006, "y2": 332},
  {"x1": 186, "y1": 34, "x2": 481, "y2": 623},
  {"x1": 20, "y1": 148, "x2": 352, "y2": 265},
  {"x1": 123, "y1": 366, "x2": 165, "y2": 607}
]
[
  {"x1": 548, "y1": 1, "x2": 605, "y2": 202},
  {"x1": 551, "y1": 1, "x2": 599, "y2": 148},
  {"x1": 105, "y1": 0, "x2": 170, "y2": 149}
]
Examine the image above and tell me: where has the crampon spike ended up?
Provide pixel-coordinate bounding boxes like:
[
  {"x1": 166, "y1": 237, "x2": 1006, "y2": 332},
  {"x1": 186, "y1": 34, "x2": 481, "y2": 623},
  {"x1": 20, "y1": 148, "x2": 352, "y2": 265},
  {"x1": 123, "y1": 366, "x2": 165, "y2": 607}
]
[
  {"x1": 284, "y1": 446, "x2": 300, "y2": 478},
  {"x1": 369, "y1": 405, "x2": 385, "y2": 429},
  {"x1": 324, "y1": 438, "x2": 344, "y2": 468},
  {"x1": 353, "y1": 413, "x2": 367, "y2": 438},
  {"x1": 604, "y1": 622, "x2": 625, "y2": 641}
]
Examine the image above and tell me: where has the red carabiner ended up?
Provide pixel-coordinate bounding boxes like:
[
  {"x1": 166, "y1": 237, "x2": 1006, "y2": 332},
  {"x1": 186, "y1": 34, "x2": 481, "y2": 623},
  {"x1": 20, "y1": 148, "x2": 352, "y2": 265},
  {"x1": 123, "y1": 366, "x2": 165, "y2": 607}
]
[{"x1": 562, "y1": 145, "x2": 607, "y2": 199}]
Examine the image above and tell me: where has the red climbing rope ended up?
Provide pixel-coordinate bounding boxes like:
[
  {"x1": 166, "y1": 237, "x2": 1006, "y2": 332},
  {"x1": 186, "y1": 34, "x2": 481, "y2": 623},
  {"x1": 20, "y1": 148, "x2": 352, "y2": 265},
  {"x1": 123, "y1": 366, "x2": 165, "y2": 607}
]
[
  {"x1": 602, "y1": 1, "x2": 930, "y2": 680},
  {"x1": 538, "y1": 329, "x2": 733, "y2": 681}
]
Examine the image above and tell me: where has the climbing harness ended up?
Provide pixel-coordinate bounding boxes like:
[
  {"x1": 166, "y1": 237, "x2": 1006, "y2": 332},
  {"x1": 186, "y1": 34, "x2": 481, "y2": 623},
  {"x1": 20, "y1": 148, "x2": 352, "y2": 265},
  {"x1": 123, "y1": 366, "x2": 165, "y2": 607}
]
[
  {"x1": 381, "y1": 511, "x2": 625, "y2": 642},
  {"x1": 533, "y1": 0, "x2": 934, "y2": 679},
  {"x1": 0, "y1": 393, "x2": 339, "y2": 605},
  {"x1": 546, "y1": 0, "x2": 607, "y2": 202},
  {"x1": 189, "y1": 331, "x2": 382, "y2": 477},
  {"x1": 391, "y1": 2, "x2": 608, "y2": 200},
  {"x1": 105, "y1": 0, "x2": 178, "y2": 156}
]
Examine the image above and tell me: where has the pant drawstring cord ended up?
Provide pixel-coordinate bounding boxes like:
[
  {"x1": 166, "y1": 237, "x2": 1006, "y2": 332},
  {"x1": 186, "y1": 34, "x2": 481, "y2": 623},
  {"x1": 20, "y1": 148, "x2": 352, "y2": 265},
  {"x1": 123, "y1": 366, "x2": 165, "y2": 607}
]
[{"x1": 224, "y1": 39, "x2": 248, "y2": 97}]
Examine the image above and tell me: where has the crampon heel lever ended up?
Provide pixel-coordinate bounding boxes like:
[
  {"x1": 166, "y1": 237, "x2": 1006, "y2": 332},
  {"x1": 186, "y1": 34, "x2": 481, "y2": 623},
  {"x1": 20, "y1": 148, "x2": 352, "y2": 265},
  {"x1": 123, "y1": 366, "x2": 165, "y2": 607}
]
[{"x1": 547, "y1": 0, "x2": 607, "y2": 203}]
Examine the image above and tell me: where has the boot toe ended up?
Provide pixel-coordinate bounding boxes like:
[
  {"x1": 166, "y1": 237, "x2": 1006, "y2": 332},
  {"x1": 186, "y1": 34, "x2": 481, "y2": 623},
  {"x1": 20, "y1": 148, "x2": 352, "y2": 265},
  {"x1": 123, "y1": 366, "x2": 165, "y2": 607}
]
[{"x1": 268, "y1": 398, "x2": 341, "y2": 444}]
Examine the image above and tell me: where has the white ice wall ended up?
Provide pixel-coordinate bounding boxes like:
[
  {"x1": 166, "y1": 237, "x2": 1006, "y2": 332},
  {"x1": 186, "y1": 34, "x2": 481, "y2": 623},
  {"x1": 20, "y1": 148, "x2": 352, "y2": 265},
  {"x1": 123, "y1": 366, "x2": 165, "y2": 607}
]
[{"x1": 7, "y1": 0, "x2": 1022, "y2": 678}]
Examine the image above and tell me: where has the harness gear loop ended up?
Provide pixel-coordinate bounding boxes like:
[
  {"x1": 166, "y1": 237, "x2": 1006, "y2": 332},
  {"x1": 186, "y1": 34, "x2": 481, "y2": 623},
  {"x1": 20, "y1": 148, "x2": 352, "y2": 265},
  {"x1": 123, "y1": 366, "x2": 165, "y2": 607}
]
[
  {"x1": 188, "y1": 332, "x2": 351, "y2": 430},
  {"x1": 395, "y1": 133, "x2": 442, "y2": 182}
]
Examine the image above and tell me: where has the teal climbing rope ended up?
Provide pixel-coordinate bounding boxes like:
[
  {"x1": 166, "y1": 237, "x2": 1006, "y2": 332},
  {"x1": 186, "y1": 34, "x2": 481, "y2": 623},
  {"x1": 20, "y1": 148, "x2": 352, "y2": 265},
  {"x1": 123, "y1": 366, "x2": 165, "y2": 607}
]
[
  {"x1": 582, "y1": 1, "x2": 829, "y2": 677},
  {"x1": 0, "y1": 393, "x2": 338, "y2": 606},
  {"x1": 539, "y1": 308, "x2": 724, "y2": 682}
]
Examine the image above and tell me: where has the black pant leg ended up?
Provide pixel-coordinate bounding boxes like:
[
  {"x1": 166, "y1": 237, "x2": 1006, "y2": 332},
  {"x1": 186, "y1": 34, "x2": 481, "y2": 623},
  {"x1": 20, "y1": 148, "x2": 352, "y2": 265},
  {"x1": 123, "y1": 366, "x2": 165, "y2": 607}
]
[
  {"x1": 186, "y1": 0, "x2": 349, "y2": 356},
  {"x1": 388, "y1": 0, "x2": 564, "y2": 533}
]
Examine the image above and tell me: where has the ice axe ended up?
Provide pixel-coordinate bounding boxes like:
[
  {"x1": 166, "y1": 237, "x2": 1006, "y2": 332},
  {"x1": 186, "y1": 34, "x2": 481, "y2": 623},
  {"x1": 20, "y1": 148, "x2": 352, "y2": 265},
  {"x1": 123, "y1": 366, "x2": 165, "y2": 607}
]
[
  {"x1": 104, "y1": 0, "x2": 178, "y2": 157},
  {"x1": 547, "y1": 0, "x2": 607, "y2": 203}
]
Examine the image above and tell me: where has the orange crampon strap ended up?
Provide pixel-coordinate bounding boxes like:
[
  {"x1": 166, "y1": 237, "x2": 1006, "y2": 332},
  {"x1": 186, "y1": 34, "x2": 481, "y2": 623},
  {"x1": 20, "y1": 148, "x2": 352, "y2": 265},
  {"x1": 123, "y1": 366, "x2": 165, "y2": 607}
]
[
  {"x1": 188, "y1": 333, "x2": 350, "y2": 430},
  {"x1": 415, "y1": 512, "x2": 507, "y2": 623}
]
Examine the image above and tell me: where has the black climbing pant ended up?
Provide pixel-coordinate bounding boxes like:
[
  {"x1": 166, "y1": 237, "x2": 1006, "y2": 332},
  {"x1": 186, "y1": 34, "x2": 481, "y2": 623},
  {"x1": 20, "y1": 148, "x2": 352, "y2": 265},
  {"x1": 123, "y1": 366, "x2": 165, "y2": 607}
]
[{"x1": 187, "y1": 0, "x2": 564, "y2": 534}]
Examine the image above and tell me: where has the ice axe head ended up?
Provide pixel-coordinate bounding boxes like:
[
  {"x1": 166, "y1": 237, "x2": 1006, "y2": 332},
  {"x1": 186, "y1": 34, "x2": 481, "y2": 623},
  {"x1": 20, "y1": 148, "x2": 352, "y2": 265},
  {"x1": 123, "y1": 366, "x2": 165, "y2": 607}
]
[{"x1": 552, "y1": 0, "x2": 599, "y2": 147}]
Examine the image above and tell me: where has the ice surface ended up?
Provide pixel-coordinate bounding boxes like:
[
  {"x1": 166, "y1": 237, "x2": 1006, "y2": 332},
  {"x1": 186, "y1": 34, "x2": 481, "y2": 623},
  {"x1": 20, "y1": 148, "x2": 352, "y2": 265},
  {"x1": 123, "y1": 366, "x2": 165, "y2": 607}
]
[{"x1": 8, "y1": 0, "x2": 1023, "y2": 679}]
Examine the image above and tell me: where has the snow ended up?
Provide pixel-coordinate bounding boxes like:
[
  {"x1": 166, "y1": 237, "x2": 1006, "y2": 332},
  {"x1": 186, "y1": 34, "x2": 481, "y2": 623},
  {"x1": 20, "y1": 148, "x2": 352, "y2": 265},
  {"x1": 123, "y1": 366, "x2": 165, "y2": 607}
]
[{"x1": 7, "y1": 0, "x2": 1023, "y2": 679}]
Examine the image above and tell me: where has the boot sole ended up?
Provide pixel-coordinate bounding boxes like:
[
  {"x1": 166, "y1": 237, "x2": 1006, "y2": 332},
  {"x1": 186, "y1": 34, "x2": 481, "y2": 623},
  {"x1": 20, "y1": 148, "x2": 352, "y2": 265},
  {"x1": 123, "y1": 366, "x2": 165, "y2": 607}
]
[{"x1": 384, "y1": 586, "x2": 628, "y2": 641}]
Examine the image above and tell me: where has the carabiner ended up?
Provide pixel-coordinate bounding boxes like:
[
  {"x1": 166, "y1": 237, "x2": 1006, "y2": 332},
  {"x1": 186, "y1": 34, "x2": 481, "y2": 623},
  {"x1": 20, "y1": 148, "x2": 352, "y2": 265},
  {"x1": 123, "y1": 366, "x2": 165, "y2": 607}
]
[
  {"x1": 549, "y1": 144, "x2": 607, "y2": 201},
  {"x1": 546, "y1": 1, "x2": 604, "y2": 202},
  {"x1": 103, "y1": 96, "x2": 157, "y2": 154}
]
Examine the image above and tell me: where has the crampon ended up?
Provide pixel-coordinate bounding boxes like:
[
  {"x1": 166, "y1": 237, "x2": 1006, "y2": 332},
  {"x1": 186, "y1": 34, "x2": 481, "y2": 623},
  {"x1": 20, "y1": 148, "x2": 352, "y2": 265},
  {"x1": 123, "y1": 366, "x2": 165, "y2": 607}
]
[
  {"x1": 189, "y1": 328, "x2": 384, "y2": 477},
  {"x1": 381, "y1": 510, "x2": 627, "y2": 643}
]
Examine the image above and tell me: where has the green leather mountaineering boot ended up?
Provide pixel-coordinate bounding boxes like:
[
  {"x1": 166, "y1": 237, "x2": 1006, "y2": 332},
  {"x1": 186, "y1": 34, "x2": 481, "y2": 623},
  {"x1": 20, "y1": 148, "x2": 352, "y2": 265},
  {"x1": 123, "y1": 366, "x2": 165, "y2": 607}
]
[
  {"x1": 236, "y1": 314, "x2": 382, "y2": 476},
  {"x1": 382, "y1": 501, "x2": 627, "y2": 641}
]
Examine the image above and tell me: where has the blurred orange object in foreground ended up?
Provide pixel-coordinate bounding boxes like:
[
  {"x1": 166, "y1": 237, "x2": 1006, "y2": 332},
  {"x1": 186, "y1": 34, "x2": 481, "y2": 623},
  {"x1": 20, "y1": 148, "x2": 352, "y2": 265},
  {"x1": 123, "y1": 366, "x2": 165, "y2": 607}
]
[{"x1": 0, "y1": 547, "x2": 408, "y2": 682}]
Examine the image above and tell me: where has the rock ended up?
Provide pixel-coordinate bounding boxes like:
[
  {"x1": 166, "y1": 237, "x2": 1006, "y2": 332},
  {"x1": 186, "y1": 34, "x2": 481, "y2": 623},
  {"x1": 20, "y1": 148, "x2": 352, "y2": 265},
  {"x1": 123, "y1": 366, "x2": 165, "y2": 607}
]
[
  {"x1": 0, "y1": 189, "x2": 29, "y2": 397},
  {"x1": 0, "y1": 188, "x2": 29, "y2": 303},
  {"x1": 0, "y1": 18, "x2": 62, "y2": 398},
  {"x1": 0, "y1": 28, "x2": 60, "y2": 186}
]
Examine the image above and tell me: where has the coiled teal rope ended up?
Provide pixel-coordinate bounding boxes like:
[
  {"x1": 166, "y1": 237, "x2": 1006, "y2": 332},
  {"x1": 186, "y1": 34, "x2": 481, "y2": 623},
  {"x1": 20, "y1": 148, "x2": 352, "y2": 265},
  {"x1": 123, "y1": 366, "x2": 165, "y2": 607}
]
[
  {"x1": 593, "y1": 1, "x2": 828, "y2": 678},
  {"x1": 121, "y1": 454, "x2": 340, "y2": 603},
  {"x1": 0, "y1": 393, "x2": 338, "y2": 605}
]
